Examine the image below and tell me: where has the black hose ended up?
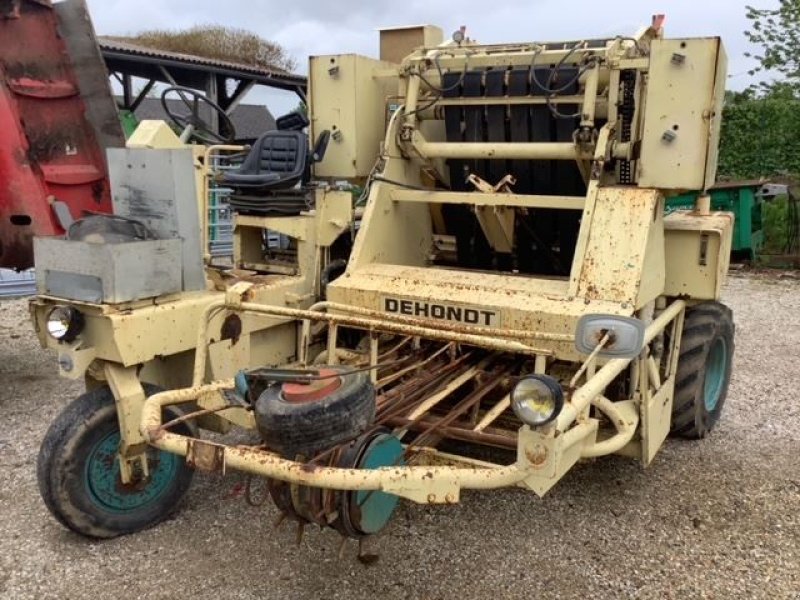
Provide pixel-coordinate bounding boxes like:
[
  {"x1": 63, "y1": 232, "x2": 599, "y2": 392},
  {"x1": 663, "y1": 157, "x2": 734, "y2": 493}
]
[{"x1": 320, "y1": 259, "x2": 348, "y2": 300}]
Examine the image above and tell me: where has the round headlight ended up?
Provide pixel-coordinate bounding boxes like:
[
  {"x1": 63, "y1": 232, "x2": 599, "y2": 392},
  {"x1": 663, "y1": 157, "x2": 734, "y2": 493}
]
[
  {"x1": 511, "y1": 374, "x2": 564, "y2": 428},
  {"x1": 46, "y1": 306, "x2": 84, "y2": 342}
]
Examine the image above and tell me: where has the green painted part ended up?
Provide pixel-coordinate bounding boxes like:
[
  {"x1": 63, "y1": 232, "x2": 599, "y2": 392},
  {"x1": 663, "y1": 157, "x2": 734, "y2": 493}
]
[
  {"x1": 84, "y1": 431, "x2": 180, "y2": 513},
  {"x1": 118, "y1": 110, "x2": 140, "y2": 139},
  {"x1": 703, "y1": 337, "x2": 728, "y2": 412},
  {"x1": 667, "y1": 185, "x2": 763, "y2": 259},
  {"x1": 354, "y1": 434, "x2": 404, "y2": 534}
]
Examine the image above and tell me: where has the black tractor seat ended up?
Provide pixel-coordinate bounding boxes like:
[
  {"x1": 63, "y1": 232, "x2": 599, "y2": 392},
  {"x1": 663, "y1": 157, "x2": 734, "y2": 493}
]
[
  {"x1": 226, "y1": 191, "x2": 313, "y2": 216},
  {"x1": 221, "y1": 118, "x2": 330, "y2": 216},
  {"x1": 222, "y1": 131, "x2": 308, "y2": 193}
]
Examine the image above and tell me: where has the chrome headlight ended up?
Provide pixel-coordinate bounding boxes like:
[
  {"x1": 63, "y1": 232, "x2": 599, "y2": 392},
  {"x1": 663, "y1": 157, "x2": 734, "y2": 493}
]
[
  {"x1": 511, "y1": 374, "x2": 564, "y2": 428},
  {"x1": 46, "y1": 306, "x2": 84, "y2": 342}
]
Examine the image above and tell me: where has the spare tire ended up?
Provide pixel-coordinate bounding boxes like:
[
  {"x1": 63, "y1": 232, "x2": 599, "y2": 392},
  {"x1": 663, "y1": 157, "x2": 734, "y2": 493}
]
[{"x1": 254, "y1": 366, "x2": 376, "y2": 457}]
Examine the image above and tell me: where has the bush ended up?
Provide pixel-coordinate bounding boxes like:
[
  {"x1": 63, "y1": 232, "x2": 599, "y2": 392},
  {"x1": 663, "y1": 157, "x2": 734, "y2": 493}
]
[
  {"x1": 719, "y1": 96, "x2": 800, "y2": 179},
  {"x1": 762, "y1": 195, "x2": 791, "y2": 253},
  {"x1": 112, "y1": 25, "x2": 296, "y2": 72}
]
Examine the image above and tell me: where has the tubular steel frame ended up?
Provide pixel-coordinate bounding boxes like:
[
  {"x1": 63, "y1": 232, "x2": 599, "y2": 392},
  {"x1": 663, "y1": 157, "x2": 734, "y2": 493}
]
[{"x1": 140, "y1": 296, "x2": 686, "y2": 503}]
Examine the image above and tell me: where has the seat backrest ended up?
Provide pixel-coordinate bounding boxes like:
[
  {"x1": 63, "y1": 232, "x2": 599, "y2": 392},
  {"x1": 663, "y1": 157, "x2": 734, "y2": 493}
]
[{"x1": 239, "y1": 131, "x2": 308, "y2": 180}]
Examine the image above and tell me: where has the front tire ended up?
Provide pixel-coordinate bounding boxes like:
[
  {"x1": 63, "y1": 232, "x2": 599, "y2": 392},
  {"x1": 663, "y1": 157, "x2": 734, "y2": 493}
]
[
  {"x1": 670, "y1": 302, "x2": 735, "y2": 439},
  {"x1": 37, "y1": 385, "x2": 194, "y2": 539}
]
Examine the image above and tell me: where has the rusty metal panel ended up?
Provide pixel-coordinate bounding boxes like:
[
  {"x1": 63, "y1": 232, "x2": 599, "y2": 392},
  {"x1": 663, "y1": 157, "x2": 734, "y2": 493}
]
[
  {"x1": 34, "y1": 237, "x2": 183, "y2": 303},
  {"x1": 0, "y1": 0, "x2": 114, "y2": 269},
  {"x1": 53, "y1": 0, "x2": 124, "y2": 152},
  {"x1": 576, "y1": 187, "x2": 664, "y2": 307},
  {"x1": 309, "y1": 54, "x2": 397, "y2": 178},
  {"x1": 327, "y1": 262, "x2": 631, "y2": 361},
  {"x1": 108, "y1": 148, "x2": 206, "y2": 292},
  {"x1": 663, "y1": 211, "x2": 733, "y2": 300},
  {"x1": 638, "y1": 38, "x2": 726, "y2": 190},
  {"x1": 186, "y1": 438, "x2": 226, "y2": 473}
]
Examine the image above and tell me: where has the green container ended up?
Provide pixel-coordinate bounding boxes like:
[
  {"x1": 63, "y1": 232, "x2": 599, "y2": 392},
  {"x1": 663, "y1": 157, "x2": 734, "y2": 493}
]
[
  {"x1": 667, "y1": 181, "x2": 764, "y2": 260},
  {"x1": 118, "y1": 110, "x2": 140, "y2": 139}
]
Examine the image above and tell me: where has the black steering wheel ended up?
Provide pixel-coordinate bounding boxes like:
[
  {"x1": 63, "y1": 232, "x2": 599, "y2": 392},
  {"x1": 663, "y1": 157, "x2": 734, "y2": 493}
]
[{"x1": 160, "y1": 86, "x2": 236, "y2": 144}]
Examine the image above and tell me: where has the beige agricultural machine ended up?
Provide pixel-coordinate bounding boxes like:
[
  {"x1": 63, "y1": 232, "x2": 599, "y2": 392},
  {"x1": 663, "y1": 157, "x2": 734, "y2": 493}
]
[{"x1": 31, "y1": 19, "x2": 735, "y2": 545}]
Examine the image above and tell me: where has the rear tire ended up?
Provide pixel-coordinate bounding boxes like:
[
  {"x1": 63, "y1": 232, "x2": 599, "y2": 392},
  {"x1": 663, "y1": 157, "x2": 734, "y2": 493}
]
[
  {"x1": 670, "y1": 302, "x2": 735, "y2": 439},
  {"x1": 37, "y1": 385, "x2": 195, "y2": 539}
]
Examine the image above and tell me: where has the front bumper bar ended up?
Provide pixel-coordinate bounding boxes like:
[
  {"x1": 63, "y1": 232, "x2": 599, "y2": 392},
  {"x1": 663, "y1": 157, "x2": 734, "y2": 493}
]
[{"x1": 140, "y1": 299, "x2": 684, "y2": 503}]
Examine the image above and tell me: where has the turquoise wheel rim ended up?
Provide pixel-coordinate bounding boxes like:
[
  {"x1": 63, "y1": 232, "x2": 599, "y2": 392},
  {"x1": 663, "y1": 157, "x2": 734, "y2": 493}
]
[
  {"x1": 353, "y1": 434, "x2": 404, "y2": 535},
  {"x1": 703, "y1": 337, "x2": 728, "y2": 412},
  {"x1": 84, "y1": 431, "x2": 180, "y2": 513}
]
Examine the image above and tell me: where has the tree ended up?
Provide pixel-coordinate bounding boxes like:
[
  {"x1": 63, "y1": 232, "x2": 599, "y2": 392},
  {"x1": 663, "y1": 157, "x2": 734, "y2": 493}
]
[
  {"x1": 113, "y1": 25, "x2": 296, "y2": 72},
  {"x1": 718, "y1": 87, "x2": 800, "y2": 178},
  {"x1": 744, "y1": 1, "x2": 800, "y2": 95}
]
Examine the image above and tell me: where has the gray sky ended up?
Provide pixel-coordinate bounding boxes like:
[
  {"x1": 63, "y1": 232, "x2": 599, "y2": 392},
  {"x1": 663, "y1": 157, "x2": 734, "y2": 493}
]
[{"x1": 87, "y1": 0, "x2": 776, "y2": 114}]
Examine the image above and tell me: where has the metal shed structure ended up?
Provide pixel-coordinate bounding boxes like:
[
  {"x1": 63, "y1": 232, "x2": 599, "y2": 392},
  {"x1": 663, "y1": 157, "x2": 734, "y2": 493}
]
[{"x1": 98, "y1": 36, "x2": 307, "y2": 120}]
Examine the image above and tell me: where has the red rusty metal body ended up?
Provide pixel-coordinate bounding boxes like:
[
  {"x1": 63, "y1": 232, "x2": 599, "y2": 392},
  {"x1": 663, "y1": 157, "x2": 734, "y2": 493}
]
[{"x1": 0, "y1": 0, "x2": 113, "y2": 269}]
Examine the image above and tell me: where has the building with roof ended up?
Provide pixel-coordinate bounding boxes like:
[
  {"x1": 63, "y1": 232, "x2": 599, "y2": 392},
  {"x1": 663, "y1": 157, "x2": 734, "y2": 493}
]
[{"x1": 98, "y1": 36, "x2": 306, "y2": 141}]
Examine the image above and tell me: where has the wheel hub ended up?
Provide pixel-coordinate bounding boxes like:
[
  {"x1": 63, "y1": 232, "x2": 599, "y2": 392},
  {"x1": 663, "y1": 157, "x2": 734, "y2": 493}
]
[
  {"x1": 266, "y1": 431, "x2": 404, "y2": 539},
  {"x1": 85, "y1": 431, "x2": 179, "y2": 513},
  {"x1": 703, "y1": 337, "x2": 728, "y2": 412},
  {"x1": 281, "y1": 369, "x2": 342, "y2": 403}
]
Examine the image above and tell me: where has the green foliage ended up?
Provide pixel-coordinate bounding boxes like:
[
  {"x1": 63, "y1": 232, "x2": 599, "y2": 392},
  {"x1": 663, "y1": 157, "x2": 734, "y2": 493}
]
[
  {"x1": 745, "y1": 0, "x2": 800, "y2": 94},
  {"x1": 113, "y1": 25, "x2": 296, "y2": 72},
  {"x1": 762, "y1": 195, "x2": 791, "y2": 252},
  {"x1": 721, "y1": 3, "x2": 800, "y2": 178},
  {"x1": 718, "y1": 92, "x2": 800, "y2": 178}
]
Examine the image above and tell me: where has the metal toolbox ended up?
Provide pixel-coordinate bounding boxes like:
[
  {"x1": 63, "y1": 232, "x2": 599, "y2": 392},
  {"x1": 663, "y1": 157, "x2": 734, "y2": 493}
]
[{"x1": 34, "y1": 237, "x2": 183, "y2": 304}]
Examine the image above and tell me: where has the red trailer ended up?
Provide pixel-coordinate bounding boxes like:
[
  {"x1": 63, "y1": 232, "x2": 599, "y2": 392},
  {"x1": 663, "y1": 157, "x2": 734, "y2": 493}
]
[{"x1": 0, "y1": 0, "x2": 123, "y2": 270}]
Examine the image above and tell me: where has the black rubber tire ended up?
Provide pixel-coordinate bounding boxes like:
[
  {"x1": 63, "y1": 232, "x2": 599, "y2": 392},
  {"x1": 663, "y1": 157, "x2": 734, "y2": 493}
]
[
  {"x1": 37, "y1": 385, "x2": 195, "y2": 539},
  {"x1": 670, "y1": 302, "x2": 735, "y2": 439},
  {"x1": 255, "y1": 366, "x2": 376, "y2": 457}
]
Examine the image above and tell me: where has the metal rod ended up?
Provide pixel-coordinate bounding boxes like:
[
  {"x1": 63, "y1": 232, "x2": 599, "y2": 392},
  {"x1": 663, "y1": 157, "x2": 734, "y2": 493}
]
[
  {"x1": 369, "y1": 334, "x2": 379, "y2": 383},
  {"x1": 142, "y1": 386, "x2": 527, "y2": 496},
  {"x1": 389, "y1": 189, "x2": 586, "y2": 211},
  {"x1": 403, "y1": 73, "x2": 421, "y2": 127},
  {"x1": 414, "y1": 139, "x2": 582, "y2": 161},
  {"x1": 569, "y1": 331, "x2": 611, "y2": 388},
  {"x1": 647, "y1": 355, "x2": 662, "y2": 389},
  {"x1": 555, "y1": 300, "x2": 686, "y2": 432},
  {"x1": 386, "y1": 416, "x2": 517, "y2": 449},
  {"x1": 410, "y1": 369, "x2": 509, "y2": 449},
  {"x1": 580, "y1": 62, "x2": 600, "y2": 129},
  {"x1": 375, "y1": 343, "x2": 452, "y2": 389},
  {"x1": 473, "y1": 395, "x2": 510, "y2": 432},
  {"x1": 377, "y1": 358, "x2": 472, "y2": 420},
  {"x1": 430, "y1": 95, "x2": 595, "y2": 107},
  {"x1": 581, "y1": 397, "x2": 638, "y2": 457},
  {"x1": 311, "y1": 301, "x2": 573, "y2": 343},
  {"x1": 409, "y1": 47, "x2": 608, "y2": 71},
  {"x1": 406, "y1": 364, "x2": 482, "y2": 420},
  {"x1": 394, "y1": 362, "x2": 491, "y2": 441},
  {"x1": 202, "y1": 145, "x2": 247, "y2": 264}
]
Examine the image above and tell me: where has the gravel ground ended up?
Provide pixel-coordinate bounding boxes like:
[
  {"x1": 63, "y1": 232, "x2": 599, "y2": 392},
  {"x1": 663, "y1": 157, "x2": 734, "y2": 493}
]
[{"x1": 1, "y1": 274, "x2": 798, "y2": 600}]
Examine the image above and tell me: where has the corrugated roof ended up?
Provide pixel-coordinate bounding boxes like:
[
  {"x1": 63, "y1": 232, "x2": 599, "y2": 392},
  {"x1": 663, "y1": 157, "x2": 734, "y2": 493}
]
[{"x1": 98, "y1": 36, "x2": 306, "y2": 86}]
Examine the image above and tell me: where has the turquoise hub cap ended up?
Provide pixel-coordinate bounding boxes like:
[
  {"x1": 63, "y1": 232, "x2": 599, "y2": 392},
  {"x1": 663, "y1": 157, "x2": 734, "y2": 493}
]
[
  {"x1": 353, "y1": 434, "x2": 404, "y2": 534},
  {"x1": 703, "y1": 337, "x2": 728, "y2": 412},
  {"x1": 84, "y1": 431, "x2": 180, "y2": 513}
]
